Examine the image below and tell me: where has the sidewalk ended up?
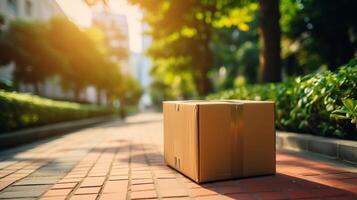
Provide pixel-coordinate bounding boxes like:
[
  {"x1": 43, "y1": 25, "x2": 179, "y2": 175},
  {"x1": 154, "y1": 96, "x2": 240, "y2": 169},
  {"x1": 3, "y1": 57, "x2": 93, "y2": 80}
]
[{"x1": 0, "y1": 113, "x2": 356, "y2": 200}]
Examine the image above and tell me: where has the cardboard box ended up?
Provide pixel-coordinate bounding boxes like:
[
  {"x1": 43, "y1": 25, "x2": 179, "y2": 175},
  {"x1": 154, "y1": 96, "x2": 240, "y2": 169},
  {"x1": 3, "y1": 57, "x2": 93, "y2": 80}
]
[{"x1": 163, "y1": 100, "x2": 276, "y2": 183}]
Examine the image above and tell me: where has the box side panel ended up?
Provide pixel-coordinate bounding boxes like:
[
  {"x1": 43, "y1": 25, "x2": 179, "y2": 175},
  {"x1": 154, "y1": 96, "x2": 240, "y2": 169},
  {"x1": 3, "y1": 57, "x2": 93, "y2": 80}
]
[
  {"x1": 163, "y1": 103, "x2": 175, "y2": 168},
  {"x1": 163, "y1": 103, "x2": 199, "y2": 181},
  {"x1": 198, "y1": 104, "x2": 234, "y2": 182},
  {"x1": 242, "y1": 103, "x2": 276, "y2": 176}
]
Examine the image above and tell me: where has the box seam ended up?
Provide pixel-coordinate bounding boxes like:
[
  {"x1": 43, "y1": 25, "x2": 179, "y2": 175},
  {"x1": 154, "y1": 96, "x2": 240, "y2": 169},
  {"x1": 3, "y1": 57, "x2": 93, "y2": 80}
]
[{"x1": 196, "y1": 104, "x2": 200, "y2": 182}]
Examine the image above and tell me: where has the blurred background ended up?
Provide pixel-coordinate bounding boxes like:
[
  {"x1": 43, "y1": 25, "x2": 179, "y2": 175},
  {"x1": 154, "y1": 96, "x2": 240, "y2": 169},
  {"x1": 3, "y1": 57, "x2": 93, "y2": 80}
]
[
  {"x1": 0, "y1": 0, "x2": 356, "y2": 139},
  {"x1": 0, "y1": 0, "x2": 147, "y2": 111}
]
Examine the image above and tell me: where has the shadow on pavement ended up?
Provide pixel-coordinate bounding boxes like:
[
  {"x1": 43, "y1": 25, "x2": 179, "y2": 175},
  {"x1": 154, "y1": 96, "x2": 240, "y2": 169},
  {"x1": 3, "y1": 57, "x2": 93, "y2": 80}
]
[
  {"x1": 195, "y1": 173, "x2": 356, "y2": 199},
  {"x1": 123, "y1": 143, "x2": 357, "y2": 198}
]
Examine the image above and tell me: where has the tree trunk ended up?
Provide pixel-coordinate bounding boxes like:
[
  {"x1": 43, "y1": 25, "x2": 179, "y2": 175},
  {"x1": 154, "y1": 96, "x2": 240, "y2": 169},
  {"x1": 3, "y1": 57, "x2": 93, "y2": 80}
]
[
  {"x1": 195, "y1": 22, "x2": 213, "y2": 96},
  {"x1": 96, "y1": 87, "x2": 101, "y2": 105},
  {"x1": 34, "y1": 82, "x2": 40, "y2": 95},
  {"x1": 106, "y1": 93, "x2": 112, "y2": 107},
  {"x1": 258, "y1": 0, "x2": 282, "y2": 83},
  {"x1": 74, "y1": 86, "x2": 81, "y2": 102},
  {"x1": 195, "y1": 68, "x2": 212, "y2": 97}
]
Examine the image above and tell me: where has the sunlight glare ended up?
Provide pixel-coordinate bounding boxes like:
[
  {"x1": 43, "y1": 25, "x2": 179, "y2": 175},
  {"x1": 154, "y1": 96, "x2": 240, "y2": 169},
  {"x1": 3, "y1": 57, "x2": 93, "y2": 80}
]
[
  {"x1": 56, "y1": 0, "x2": 92, "y2": 27},
  {"x1": 56, "y1": 0, "x2": 143, "y2": 53},
  {"x1": 107, "y1": 0, "x2": 143, "y2": 53}
]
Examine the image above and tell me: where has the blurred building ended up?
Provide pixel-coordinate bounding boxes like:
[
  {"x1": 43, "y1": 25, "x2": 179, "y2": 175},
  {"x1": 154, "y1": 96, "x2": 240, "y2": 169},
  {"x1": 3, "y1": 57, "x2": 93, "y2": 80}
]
[
  {"x1": 0, "y1": 0, "x2": 63, "y2": 24},
  {"x1": 93, "y1": 13, "x2": 129, "y2": 52},
  {"x1": 134, "y1": 23, "x2": 152, "y2": 109},
  {"x1": 92, "y1": 9, "x2": 131, "y2": 76}
]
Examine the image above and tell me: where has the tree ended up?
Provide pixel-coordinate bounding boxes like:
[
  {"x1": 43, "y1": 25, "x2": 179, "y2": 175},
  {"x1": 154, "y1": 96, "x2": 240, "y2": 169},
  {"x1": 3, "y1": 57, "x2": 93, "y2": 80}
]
[
  {"x1": 84, "y1": 27, "x2": 121, "y2": 105},
  {"x1": 48, "y1": 17, "x2": 103, "y2": 100},
  {"x1": 51, "y1": 17, "x2": 142, "y2": 108},
  {"x1": 95, "y1": 60, "x2": 123, "y2": 105},
  {"x1": 211, "y1": 11, "x2": 260, "y2": 89},
  {"x1": 1, "y1": 15, "x2": 142, "y2": 110},
  {"x1": 129, "y1": 0, "x2": 223, "y2": 96},
  {"x1": 131, "y1": 0, "x2": 284, "y2": 100},
  {"x1": 109, "y1": 75, "x2": 142, "y2": 118},
  {"x1": 280, "y1": 0, "x2": 357, "y2": 72},
  {"x1": 0, "y1": 20, "x2": 68, "y2": 94},
  {"x1": 0, "y1": 15, "x2": 12, "y2": 67},
  {"x1": 258, "y1": 0, "x2": 281, "y2": 82},
  {"x1": 218, "y1": 0, "x2": 282, "y2": 83}
]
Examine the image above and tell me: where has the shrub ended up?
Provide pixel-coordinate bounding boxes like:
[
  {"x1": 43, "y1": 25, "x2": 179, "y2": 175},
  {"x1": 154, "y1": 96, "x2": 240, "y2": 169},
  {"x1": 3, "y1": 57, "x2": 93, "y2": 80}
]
[
  {"x1": 0, "y1": 90, "x2": 115, "y2": 133},
  {"x1": 208, "y1": 59, "x2": 357, "y2": 139}
]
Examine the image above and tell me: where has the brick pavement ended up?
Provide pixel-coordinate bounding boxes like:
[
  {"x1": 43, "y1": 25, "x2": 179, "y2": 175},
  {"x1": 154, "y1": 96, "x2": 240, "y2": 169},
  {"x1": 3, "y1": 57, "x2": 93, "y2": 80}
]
[{"x1": 0, "y1": 113, "x2": 356, "y2": 200}]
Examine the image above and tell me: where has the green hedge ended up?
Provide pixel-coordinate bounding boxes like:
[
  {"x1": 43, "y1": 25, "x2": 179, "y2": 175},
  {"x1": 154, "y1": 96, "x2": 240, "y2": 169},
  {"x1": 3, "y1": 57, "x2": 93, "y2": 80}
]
[
  {"x1": 208, "y1": 59, "x2": 357, "y2": 140},
  {"x1": 0, "y1": 90, "x2": 115, "y2": 133}
]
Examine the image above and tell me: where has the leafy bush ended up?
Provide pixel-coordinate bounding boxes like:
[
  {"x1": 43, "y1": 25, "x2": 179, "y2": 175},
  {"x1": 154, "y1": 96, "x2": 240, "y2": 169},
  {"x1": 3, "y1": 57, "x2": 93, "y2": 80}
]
[
  {"x1": 0, "y1": 90, "x2": 115, "y2": 133},
  {"x1": 208, "y1": 59, "x2": 357, "y2": 139},
  {"x1": 331, "y1": 99, "x2": 357, "y2": 130}
]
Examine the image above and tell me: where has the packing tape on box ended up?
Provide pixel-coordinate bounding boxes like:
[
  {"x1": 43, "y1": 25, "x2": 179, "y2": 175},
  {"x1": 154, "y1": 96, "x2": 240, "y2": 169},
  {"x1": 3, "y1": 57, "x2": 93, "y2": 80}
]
[{"x1": 230, "y1": 104, "x2": 244, "y2": 177}]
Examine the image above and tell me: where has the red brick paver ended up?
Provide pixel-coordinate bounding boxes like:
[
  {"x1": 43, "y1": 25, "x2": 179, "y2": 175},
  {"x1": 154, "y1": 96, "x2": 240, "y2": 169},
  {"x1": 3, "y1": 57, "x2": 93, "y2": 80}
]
[{"x1": 0, "y1": 113, "x2": 356, "y2": 199}]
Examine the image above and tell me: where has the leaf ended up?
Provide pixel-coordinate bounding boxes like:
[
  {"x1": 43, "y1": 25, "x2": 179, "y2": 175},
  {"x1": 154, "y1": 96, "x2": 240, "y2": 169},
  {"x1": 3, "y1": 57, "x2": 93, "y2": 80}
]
[{"x1": 342, "y1": 99, "x2": 356, "y2": 114}]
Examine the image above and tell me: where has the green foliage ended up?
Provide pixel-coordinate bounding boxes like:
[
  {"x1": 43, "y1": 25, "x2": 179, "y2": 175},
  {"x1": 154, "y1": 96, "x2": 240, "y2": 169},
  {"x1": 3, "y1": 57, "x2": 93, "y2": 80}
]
[
  {"x1": 0, "y1": 90, "x2": 114, "y2": 133},
  {"x1": 213, "y1": 2, "x2": 258, "y2": 31},
  {"x1": 112, "y1": 76, "x2": 143, "y2": 118},
  {"x1": 331, "y1": 99, "x2": 357, "y2": 129},
  {"x1": 48, "y1": 17, "x2": 105, "y2": 93},
  {"x1": 208, "y1": 59, "x2": 357, "y2": 139},
  {"x1": 130, "y1": 0, "x2": 259, "y2": 97},
  {"x1": 210, "y1": 22, "x2": 259, "y2": 91},
  {"x1": 129, "y1": 0, "x2": 357, "y2": 105},
  {"x1": 117, "y1": 76, "x2": 143, "y2": 107},
  {"x1": 149, "y1": 56, "x2": 197, "y2": 102},
  {"x1": 0, "y1": 17, "x2": 142, "y2": 109},
  {"x1": 1, "y1": 20, "x2": 69, "y2": 87},
  {"x1": 280, "y1": 0, "x2": 357, "y2": 71},
  {"x1": 235, "y1": 41, "x2": 259, "y2": 82},
  {"x1": 131, "y1": 0, "x2": 263, "y2": 102}
]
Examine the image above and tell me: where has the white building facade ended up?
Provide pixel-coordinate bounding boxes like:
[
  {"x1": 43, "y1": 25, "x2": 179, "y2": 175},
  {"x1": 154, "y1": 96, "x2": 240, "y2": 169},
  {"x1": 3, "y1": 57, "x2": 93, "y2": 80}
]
[{"x1": 0, "y1": 0, "x2": 63, "y2": 23}]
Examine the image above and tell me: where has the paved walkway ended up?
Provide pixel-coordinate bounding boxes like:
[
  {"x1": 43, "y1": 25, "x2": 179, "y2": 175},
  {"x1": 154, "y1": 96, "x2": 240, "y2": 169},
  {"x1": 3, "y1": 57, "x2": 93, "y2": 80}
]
[{"x1": 0, "y1": 113, "x2": 356, "y2": 200}]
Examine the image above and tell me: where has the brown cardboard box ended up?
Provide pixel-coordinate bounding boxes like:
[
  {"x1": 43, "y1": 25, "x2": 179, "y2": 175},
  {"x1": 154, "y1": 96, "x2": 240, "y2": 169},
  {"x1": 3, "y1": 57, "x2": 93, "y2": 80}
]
[{"x1": 163, "y1": 100, "x2": 276, "y2": 183}]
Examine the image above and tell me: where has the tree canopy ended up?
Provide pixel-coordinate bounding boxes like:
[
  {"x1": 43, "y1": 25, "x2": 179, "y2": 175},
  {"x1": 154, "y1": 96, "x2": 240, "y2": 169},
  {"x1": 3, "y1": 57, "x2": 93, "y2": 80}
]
[
  {"x1": 1, "y1": 20, "x2": 68, "y2": 93},
  {"x1": 130, "y1": 0, "x2": 356, "y2": 103},
  {"x1": 0, "y1": 17, "x2": 142, "y2": 109}
]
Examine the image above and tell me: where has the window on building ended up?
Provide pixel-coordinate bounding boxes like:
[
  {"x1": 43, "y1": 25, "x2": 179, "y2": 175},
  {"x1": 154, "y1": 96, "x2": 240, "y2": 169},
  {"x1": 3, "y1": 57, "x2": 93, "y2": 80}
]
[
  {"x1": 7, "y1": 0, "x2": 17, "y2": 14},
  {"x1": 25, "y1": 0, "x2": 33, "y2": 16}
]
